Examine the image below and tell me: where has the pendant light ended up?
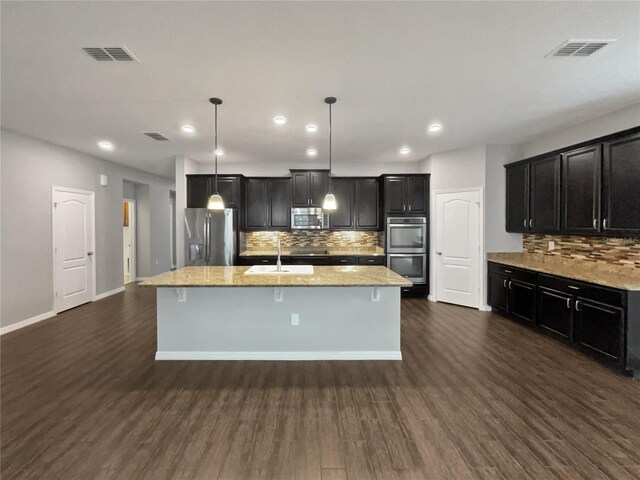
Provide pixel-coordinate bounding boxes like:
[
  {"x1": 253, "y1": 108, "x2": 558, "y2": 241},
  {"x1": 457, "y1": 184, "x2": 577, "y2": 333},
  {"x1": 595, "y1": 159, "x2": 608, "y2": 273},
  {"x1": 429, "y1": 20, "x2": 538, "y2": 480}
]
[
  {"x1": 322, "y1": 96, "x2": 337, "y2": 210},
  {"x1": 207, "y1": 97, "x2": 225, "y2": 210}
]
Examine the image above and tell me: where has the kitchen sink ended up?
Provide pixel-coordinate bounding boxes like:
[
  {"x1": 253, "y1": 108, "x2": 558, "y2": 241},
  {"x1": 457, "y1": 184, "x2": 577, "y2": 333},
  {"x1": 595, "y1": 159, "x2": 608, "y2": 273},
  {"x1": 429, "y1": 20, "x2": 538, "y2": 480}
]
[{"x1": 244, "y1": 265, "x2": 314, "y2": 275}]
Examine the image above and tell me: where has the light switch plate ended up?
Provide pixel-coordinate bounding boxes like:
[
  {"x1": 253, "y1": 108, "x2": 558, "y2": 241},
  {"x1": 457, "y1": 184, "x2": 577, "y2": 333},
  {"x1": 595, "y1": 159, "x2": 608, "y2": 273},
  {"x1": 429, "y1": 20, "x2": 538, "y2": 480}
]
[{"x1": 291, "y1": 314, "x2": 299, "y2": 326}]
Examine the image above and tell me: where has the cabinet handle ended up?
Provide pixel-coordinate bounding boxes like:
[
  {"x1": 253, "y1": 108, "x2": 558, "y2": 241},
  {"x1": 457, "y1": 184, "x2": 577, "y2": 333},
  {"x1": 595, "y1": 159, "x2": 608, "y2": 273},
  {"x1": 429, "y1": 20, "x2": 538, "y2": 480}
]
[
  {"x1": 508, "y1": 280, "x2": 512, "y2": 290},
  {"x1": 603, "y1": 218, "x2": 608, "y2": 229},
  {"x1": 593, "y1": 218, "x2": 598, "y2": 229},
  {"x1": 503, "y1": 279, "x2": 507, "y2": 288},
  {"x1": 340, "y1": 259, "x2": 348, "y2": 263},
  {"x1": 529, "y1": 219, "x2": 533, "y2": 229},
  {"x1": 575, "y1": 300, "x2": 581, "y2": 311},
  {"x1": 504, "y1": 269, "x2": 512, "y2": 274},
  {"x1": 566, "y1": 297, "x2": 571, "y2": 309},
  {"x1": 524, "y1": 219, "x2": 527, "y2": 228},
  {"x1": 568, "y1": 285, "x2": 579, "y2": 290}
]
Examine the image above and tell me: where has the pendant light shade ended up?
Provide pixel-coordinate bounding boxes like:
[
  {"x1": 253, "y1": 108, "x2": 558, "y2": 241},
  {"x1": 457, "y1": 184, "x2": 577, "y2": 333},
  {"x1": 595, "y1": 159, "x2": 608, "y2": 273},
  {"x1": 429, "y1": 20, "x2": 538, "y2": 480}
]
[
  {"x1": 208, "y1": 97, "x2": 225, "y2": 210},
  {"x1": 323, "y1": 96, "x2": 337, "y2": 211}
]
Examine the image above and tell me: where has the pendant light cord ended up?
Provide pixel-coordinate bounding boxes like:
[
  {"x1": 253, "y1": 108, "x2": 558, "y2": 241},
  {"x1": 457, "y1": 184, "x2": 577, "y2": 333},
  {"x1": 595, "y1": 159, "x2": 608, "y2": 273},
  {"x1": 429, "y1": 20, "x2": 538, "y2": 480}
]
[
  {"x1": 328, "y1": 102, "x2": 332, "y2": 193},
  {"x1": 214, "y1": 102, "x2": 219, "y2": 194}
]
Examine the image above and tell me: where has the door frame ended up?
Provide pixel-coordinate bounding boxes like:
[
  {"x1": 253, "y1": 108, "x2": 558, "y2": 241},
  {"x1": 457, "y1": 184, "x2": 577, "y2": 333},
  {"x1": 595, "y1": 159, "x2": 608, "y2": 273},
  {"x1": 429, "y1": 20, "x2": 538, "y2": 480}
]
[
  {"x1": 123, "y1": 198, "x2": 136, "y2": 283},
  {"x1": 52, "y1": 186, "x2": 96, "y2": 313},
  {"x1": 431, "y1": 187, "x2": 485, "y2": 309}
]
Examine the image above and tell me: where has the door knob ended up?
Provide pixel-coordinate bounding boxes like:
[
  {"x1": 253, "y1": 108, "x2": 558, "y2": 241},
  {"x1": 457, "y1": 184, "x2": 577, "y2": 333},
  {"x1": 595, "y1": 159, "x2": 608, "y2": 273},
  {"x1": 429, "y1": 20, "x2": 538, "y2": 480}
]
[
  {"x1": 435, "y1": 251, "x2": 442, "y2": 255},
  {"x1": 87, "y1": 251, "x2": 94, "y2": 256}
]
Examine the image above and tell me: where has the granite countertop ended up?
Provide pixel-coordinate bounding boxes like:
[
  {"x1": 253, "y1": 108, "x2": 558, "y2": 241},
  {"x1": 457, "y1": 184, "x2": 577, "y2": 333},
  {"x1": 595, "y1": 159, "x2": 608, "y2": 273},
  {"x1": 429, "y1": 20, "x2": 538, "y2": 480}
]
[
  {"x1": 487, "y1": 253, "x2": 640, "y2": 291},
  {"x1": 140, "y1": 265, "x2": 412, "y2": 288},
  {"x1": 239, "y1": 246, "x2": 386, "y2": 257}
]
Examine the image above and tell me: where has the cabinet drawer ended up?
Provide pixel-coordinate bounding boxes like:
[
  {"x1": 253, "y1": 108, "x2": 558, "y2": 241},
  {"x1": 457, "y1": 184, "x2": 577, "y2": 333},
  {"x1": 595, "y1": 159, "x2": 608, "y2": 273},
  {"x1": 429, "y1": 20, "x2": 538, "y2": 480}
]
[
  {"x1": 539, "y1": 274, "x2": 624, "y2": 308},
  {"x1": 358, "y1": 256, "x2": 385, "y2": 266},
  {"x1": 283, "y1": 256, "x2": 330, "y2": 266},
  {"x1": 240, "y1": 256, "x2": 275, "y2": 265},
  {"x1": 488, "y1": 262, "x2": 537, "y2": 283},
  {"x1": 330, "y1": 256, "x2": 357, "y2": 265}
]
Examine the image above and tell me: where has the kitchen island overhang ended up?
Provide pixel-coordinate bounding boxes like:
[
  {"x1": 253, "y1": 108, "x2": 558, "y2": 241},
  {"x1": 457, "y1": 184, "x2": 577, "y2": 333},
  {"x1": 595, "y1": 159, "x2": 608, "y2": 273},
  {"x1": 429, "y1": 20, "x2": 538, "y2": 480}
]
[{"x1": 141, "y1": 266, "x2": 412, "y2": 361}]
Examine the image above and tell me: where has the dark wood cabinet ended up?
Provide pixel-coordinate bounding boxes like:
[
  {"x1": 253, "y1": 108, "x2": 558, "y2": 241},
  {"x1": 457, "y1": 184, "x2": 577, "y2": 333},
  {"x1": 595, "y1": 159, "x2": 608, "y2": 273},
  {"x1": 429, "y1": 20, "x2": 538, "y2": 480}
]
[
  {"x1": 488, "y1": 272, "x2": 509, "y2": 314},
  {"x1": 355, "y1": 178, "x2": 380, "y2": 230},
  {"x1": 383, "y1": 175, "x2": 428, "y2": 215},
  {"x1": 530, "y1": 155, "x2": 560, "y2": 232},
  {"x1": 330, "y1": 256, "x2": 357, "y2": 266},
  {"x1": 244, "y1": 178, "x2": 291, "y2": 230},
  {"x1": 505, "y1": 162, "x2": 529, "y2": 232},
  {"x1": 602, "y1": 132, "x2": 640, "y2": 235},
  {"x1": 575, "y1": 297, "x2": 624, "y2": 362},
  {"x1": 538, "y1": 287, "x2": 573, "y2": 341},
  {"x1": 509, "y1": 279, "x2": 537, "y2": 324},
  {"x1": 357, "y1": 256, "x2": 385, "y2": 265},
  {"x1": 291, "y1": 170, "x2": 328, "y2": 207},
  {"x1": 186, "y1": 175, "x2": 242, "y2": 208},
  {"x1": 488, "y1": 264, "x2": 536, "y2": 322},
  {"x1": 329, "y1": 178, "x2": 354, "y2": 229},
  {"x1": 562, "y1": 145, "x2": 601, "y2": 234}
]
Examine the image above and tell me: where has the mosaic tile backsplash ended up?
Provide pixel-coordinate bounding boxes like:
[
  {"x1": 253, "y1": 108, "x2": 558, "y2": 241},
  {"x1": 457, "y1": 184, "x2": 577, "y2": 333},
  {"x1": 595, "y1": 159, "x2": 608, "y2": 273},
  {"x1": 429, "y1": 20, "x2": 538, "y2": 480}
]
[
  {"x1": 243, "y1": 231, "x2": 381, "y2": 249},
  {"x1": 523, "y1": 234, "x2": 640, "y2": 269}
]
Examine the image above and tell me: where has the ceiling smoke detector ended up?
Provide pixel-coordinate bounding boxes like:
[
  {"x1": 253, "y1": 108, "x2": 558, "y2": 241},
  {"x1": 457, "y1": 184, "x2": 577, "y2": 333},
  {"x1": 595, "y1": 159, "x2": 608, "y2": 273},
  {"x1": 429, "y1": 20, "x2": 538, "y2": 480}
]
[
  {"x1": 82, "y1": 46, "x2": 139, "y2": 62},
  {"x1": 142, "y1": 131, "x2": 171, "y2": 141},
  {"x1": 546, "y1": 39, "x2": 616, "y2": 58}
]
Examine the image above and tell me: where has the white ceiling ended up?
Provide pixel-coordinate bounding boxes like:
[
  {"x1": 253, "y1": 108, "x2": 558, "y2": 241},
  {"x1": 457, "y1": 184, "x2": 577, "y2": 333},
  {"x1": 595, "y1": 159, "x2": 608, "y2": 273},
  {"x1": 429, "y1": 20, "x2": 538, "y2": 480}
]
[{"x1": 2, "y1": 1, "x2": 638, "y2": 178}]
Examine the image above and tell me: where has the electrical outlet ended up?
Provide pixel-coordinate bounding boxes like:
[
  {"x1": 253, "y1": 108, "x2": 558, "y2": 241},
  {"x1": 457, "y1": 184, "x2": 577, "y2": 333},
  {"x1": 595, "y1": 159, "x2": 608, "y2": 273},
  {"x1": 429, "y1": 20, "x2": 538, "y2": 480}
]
[
  {"x1": 291, "y1": 314, "x2": 299, "y2": 326},
  {"x1": 548, "y1": 241, "x2": 555, "y2": 251}
]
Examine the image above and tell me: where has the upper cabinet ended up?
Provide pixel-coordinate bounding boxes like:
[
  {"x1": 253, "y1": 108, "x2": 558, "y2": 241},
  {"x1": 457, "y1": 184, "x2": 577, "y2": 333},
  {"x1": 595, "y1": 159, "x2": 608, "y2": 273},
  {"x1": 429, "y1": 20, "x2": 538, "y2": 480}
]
[
  {"x1": 186, "y1": 175, "x2": 242, "y2": 208},
  {"x1": 505, "y1": 127, "x2": 640, "y2": 237},
  {"x1": 328, "y1": 178, "x2": 355, "y2": 229},
  {"x1": 602, "y1": 132, "x2": 640, "y2": 235},
  {"x1": 561, "y1": 145, "x2": 601, "y2": 234},
  {"x1": 327, "y1": 177, "x2": 381, "y2": 230},
  {"x1": 382, "y1": 175, "x2": 428, "y2": 216},
  {"x1": 506, "y1": 155, "x2": 560, "y2": 233},
  {"x1": 244, "y1": 177, "x2": 291, "y2": 230},
  {"x1": 291, "y1": 170, "x2": 329, "y2": 207}
]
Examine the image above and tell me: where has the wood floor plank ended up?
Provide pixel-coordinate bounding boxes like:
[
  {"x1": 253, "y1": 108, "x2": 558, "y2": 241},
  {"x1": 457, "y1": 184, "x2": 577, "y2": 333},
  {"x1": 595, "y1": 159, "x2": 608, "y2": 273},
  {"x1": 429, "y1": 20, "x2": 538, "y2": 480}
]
[{"x1": 2, "y1": 285, "x2": 640, "y2": 480}]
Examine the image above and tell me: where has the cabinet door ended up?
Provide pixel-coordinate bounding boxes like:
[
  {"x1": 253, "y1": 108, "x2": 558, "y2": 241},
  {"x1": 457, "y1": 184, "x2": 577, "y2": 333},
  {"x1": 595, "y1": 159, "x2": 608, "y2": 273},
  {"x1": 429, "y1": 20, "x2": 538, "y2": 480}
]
[
  {"x1": 358, "y1": 256, "x2": 385, "y2": 265},
  {"x1": 216, "y1": 176, "x2": 240, "y2": 208},
  {"x1": 384, "y1": 176, "x2": 406, "y2": 214},
  {"x1": 602, "y1": 132, "x2": 640, "y2": 235},
  {"x1": 330, "y1": 256, "x2": 357, "y2": 266},
  {"x1": 529, "y1": 155, "x2": 560, "y2": 232},
  {"x1": 509, "y1": 279, "x2": 537, "y2": 324},
  {"x1": 575, "y1": 298, "x2": 623, "y2": 362},
  {"x1": 355, "y1": 178, "x2": 380, "y2": 230},
  {"x1": 268, "y1": 178, "x2": 291, "y2": 229},
  {"x1": 187, "y1": 175, "x2": 211, "y2": 208},
  {"x1": 310, "y1": 172, "x2": 328, "y2": 206},
  {"x1": 538, "y1": 287, "x2": 573, "y2": 340},
  {"x1": 505, "y1": 163, "x2": 529, "y2": 232},
  {"x1": 292, "y1": 172, "x2": 311, "y2": 206},
  {"x1": 329, "y1": 178, "x2": 354, "y2": 229},
  {"x1": 406, "y1": 176, "x2": 427, "y2": 214},
  {"x1": 488, "y1": 273, "x2": 509, "y2": 314},
  {"x1": 561, "y1": 145, "x2": 601, "y2": 234},
  {"x1": 244, "y1": 178, "x2": 268, "y2": 230}
]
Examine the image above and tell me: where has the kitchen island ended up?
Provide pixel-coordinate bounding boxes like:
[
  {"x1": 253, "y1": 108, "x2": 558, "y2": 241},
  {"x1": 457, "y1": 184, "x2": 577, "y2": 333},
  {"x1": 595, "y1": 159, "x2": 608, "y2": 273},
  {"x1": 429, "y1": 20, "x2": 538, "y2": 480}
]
[{"x1": 141, "y1": 266, "x2": 412, "y2": 361}]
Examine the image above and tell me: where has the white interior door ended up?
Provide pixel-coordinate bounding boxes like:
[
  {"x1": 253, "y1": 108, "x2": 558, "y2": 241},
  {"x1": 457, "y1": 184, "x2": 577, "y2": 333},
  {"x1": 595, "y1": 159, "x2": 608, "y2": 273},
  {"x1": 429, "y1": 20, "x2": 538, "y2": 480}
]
[
  {"x1": 53, "y1": 188, "x2": 95, "y2": 312},
  {"x1": 435, "y1": 190, "x2": 481, "y2": 308}
]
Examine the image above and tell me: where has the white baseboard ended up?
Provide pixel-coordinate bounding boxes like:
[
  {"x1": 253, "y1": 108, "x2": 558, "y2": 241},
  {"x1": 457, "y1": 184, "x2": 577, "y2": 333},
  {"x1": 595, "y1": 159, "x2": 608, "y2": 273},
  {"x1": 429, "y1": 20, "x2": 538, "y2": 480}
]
[
  {"x1": 479, "y1": 304, "x2": 492, "y2": 312},
  {"x1": 427, "y1": 295, "x2": 436, "y2": 302},
  {"x1": 1, "y1": 311, "x2": 56, "y2": 336},
  {"x1": 155, "y1": 350, "x2": 403, "y2": 361},
  {"x1": 94, "y1": 286, "x2": 125, "y2": 301},
  {"x1": 135, "y1": 277, "x2": 151, "y2": 281}
]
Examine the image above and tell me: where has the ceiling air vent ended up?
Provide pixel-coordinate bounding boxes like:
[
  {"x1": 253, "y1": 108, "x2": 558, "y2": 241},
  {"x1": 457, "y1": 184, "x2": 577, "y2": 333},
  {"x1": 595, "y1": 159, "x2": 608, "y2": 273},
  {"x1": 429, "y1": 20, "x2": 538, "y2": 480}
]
[
  {"x1": 82, "y1": 46, "x2": 139, "y2": 62},
  {"x1": 142, "y1": 132, "x2": 171, "y2": 142},
  {"x1": 546, "y1": 39, "x2": 616, "y2": 58}
]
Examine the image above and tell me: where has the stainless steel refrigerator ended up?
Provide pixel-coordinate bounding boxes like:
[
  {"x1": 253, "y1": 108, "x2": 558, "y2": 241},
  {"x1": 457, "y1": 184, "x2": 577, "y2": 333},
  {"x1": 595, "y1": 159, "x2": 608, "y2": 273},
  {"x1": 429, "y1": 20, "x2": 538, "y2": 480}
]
[{"x1": 184, "y1": 208, "x2": 237, "y2": 266}]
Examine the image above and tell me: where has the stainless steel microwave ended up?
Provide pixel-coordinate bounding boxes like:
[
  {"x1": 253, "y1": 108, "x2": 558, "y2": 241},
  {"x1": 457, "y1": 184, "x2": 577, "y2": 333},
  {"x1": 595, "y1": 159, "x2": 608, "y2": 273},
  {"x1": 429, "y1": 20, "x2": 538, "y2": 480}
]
[{"x1": 291, "y1": 207, "x2": 328, "y2": 230}]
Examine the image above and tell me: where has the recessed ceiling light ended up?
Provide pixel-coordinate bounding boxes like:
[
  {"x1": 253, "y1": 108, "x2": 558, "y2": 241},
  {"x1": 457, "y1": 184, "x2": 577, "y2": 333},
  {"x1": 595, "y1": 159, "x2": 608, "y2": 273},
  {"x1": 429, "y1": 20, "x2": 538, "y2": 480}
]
[
  {"x1": 181, "y1": 124, "x2": 195, "y2": 134},
  {"x1": 400, "y1": 147, "x2": 411, "y2": 155},
  {"x1": 428, "y1": 123, "x2": 443, "y2": 133},
  {"x1": 306, "y1": 148, "x2": 317, "y2": 156},
  {"x1": 98, "y1": 141, "x2": 114, "y2": 151},
  {"x1": 273, "y1": 116, "x2": 287, "y2": 125},
  {"x1": 305, "y1": 124, "x2": 318, "y2": 133},
  {"x1": 214, "y1": 149, "x2": 224, "y2": 156}
]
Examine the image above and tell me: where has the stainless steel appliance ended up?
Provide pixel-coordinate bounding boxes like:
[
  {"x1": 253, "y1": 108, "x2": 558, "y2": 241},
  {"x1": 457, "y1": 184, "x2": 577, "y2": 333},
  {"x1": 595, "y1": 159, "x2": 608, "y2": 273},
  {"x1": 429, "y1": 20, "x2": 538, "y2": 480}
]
[
  {"x1": 386, "y1": 217, "x2": 428, "y2": 285},
  {"x1": 291, "y1": 207, "x2": 328, "y2": 230},
  {"x1": 184, "y1": 208, "x2": 237, "y2": 266}
]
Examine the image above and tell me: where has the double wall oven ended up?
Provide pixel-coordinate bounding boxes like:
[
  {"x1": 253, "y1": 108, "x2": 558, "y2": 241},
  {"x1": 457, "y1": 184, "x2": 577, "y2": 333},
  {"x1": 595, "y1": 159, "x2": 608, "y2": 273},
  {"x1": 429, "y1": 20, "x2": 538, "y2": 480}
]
[{"x1": 386, "y1": 217, "x2": 427, "y2": 284}]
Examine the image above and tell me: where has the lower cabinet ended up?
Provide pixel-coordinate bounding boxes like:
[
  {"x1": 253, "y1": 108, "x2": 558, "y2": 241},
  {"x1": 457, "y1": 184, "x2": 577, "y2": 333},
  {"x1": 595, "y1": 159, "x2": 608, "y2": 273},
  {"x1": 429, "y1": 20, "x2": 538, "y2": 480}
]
[{"x1": 488, "y1": 262, "x2": 637, "y2": 376}]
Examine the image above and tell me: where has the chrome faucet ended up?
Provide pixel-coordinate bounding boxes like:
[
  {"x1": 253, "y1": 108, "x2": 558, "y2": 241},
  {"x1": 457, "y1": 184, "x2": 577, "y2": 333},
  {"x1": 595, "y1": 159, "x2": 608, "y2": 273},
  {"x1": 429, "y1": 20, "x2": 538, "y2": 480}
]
[{"x1": 276, "y1": 239, "x2": 282, "y2": 272}]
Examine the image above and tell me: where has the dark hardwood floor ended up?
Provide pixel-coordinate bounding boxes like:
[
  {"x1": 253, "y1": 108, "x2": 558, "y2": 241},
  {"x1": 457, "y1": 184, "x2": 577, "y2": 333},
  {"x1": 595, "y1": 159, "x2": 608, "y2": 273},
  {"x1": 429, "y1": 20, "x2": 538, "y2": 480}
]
[{"x1": 2, "y1": 284, "x2": 640, "y2": 480}]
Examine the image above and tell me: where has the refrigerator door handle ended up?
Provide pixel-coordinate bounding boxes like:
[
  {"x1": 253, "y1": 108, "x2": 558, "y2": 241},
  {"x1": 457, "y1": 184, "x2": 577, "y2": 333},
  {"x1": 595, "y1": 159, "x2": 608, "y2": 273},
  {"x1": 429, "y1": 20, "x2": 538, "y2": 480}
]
[{"x1": 204, "y1": 214, "x2": 209, "y2": 263}]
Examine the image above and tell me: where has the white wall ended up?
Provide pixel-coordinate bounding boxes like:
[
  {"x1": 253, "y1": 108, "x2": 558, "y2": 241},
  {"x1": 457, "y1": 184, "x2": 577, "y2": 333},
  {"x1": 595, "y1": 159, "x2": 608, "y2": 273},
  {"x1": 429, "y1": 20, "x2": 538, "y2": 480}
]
[
  {"x1": 521, "y1": 103, "x2": 640, "y2": 158},
  {"x1": 0, "y1": 129, "x2": 175, "y2": 328}
]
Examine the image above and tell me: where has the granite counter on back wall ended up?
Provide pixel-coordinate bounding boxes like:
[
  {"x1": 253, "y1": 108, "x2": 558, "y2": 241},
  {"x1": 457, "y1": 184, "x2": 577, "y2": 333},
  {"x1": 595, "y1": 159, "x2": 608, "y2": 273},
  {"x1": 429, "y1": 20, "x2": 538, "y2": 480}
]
[{"x1": 487, "y1": 252, "x2": 640, "y2": 291}]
